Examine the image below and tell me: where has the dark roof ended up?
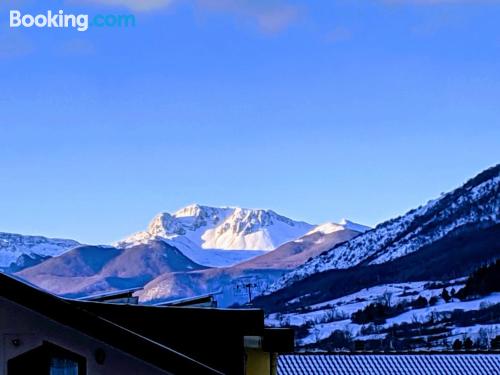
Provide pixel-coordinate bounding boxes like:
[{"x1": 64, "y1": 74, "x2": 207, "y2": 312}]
[
  {"x1": 155, "y1": 292, "x2": 220, "y2": 307},
  {"x1": 75, "y1": 287, "x2": 143, "y2": 302},
  {"x1": 0, "y1": 273, "x2": 221, "y2": 374},
  {"x1": 278, "y1": 354, "x2": 500, "y2": 375},
  {"x1": 70, "y1": 300, "x2": 275, "y2": 374}
]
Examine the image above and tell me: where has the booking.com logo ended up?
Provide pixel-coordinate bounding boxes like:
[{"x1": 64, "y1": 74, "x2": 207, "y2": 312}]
[{"x1": 9, "y1": 10, "x2": 136, "y2": 32}]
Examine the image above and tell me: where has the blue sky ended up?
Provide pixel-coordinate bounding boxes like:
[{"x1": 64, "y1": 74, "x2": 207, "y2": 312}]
[{"x1": 0, "y1": 0, "x2": 499, "y2": 244}]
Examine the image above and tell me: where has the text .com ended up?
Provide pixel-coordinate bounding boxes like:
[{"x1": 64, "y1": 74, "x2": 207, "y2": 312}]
[{"x1": 9, "y1": 10, "x2": 136, "y2": 32}]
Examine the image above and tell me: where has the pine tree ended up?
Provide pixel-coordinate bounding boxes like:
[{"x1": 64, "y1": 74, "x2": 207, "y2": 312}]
[
  {"x1": 441, "y1": 288, "x2": 451, "y2": 302},
  {"x1": 452, "y1": 339, "x2": 463, "y2": 351},
  {"x1": 491, "y1": 336, "x2": 500, "y2": 350},
  {"x1": 464, "y1": 337, "x2": 473, "y2": 350}
]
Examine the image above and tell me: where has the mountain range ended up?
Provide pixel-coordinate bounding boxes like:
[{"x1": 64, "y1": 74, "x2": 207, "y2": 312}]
[
  {"x1": 0, "y1": 233, "x2": 79, "y2": 268},
  {"x1": 138, "y1": 219, "x2": 366, "y2": 306},
  {"x1": 3, "y1": 164, "x2": 499, "y2": 351},
  {"x1": 15, "y1": 220, "x2": 365, "y2": 302},
  {"x1": 8, "y1": 206, "x2": 367, "y2": 301}
]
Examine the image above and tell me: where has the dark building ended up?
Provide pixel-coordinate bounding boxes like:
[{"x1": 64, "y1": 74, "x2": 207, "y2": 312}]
[{"x1": 0, "y1": 273, "x2": 293, "y2": 374}]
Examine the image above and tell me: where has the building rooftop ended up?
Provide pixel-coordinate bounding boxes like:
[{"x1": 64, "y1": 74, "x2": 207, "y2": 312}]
[
  {"x1": 278, "y1": 353, "x2": 500, "y2": 375},
  {"x1": 0, "y1": 272, "x2": 220, "y2": 374},
  {"x1": 0, "y1": 272, "x2": 294, "y2": 374}
]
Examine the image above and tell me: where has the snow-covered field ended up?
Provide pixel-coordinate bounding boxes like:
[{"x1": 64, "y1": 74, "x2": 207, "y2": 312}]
[{"x1": 266, "y1": 281, "x2": 500, "y2": 348}]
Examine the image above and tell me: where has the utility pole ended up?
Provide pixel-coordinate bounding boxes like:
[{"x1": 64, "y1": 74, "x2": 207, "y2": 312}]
[
  {"x1": 244, "y1": 282, "x2": 257, "y2": 304},
  {"x1": 234, "y1": 278, "x2": 260, "y2": 305}
]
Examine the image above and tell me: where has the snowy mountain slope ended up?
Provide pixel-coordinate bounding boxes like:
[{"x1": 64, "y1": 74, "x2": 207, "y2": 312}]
[
  {"x1": 262, "y1": 235, "x2": 500, "y2": 352},
  {"x1": 0, "y1": 232, "x2": 80, "y2": 267},
  {"x1": 255, "y1": 222, "x2": 500, "y2": 314},
  {"x1": 236, "y1": 222, "x2": 366, "y2": 270},
  {"x1": 116, "y1": 204, "x2": 315, "y2": 266},
  {"x1": 268, "y1": 164, "x2": 500, "y2": 293},
  {"x1": 17, "y1": 240, "x2": 207, "y2": 297},
  {"x1": 5, "y1": 253, "x2": 52, "y2": 273}
]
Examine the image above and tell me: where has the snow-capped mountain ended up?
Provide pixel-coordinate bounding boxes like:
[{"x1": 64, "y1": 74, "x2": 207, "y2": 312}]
[
  {"x1": 267, "y1": 164, "x2": 500, "y2": 294},
  {"x1": 137, "y1": 220, "x2": 368, "y2": 306},
  {"x1": 0, "y1": 233, "x2": 80, "y2": 267},
  {"x1": 116, "y1": 204, "x2": 315, "y2": 266}
]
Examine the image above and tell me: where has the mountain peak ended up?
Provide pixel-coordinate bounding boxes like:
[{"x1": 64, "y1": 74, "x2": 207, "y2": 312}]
[
  {"x1": 338, "y1": 219, "x2": 372, "y2": 233},
  {"x1": 305, "y1": 220, "x2": 371, "y2": 236},
  {"x1": 306, "y1": 222, "x2": 345, "y2": 236},
  {"x1": 117, "y1": 205, "x2": 316, "y2": 266},
  {"x1": 146, "y1": 205, "x2": 301, "y2": 238},
  {"x1": 147, "y1": 205, "x2": 232, "y2": 238},
  {"x1": 173, "y1": 204, "x2": 220, "y2": 218}
]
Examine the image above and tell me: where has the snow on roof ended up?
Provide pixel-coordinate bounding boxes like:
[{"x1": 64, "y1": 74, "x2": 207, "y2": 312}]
[{"x1": 278, "y1": 354, "x2": 500, "y2": 375}]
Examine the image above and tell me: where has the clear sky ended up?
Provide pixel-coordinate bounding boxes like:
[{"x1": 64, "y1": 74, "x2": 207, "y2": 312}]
[{"x1": 0, "y1": 0, "x2": 499, "y2": 244}]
